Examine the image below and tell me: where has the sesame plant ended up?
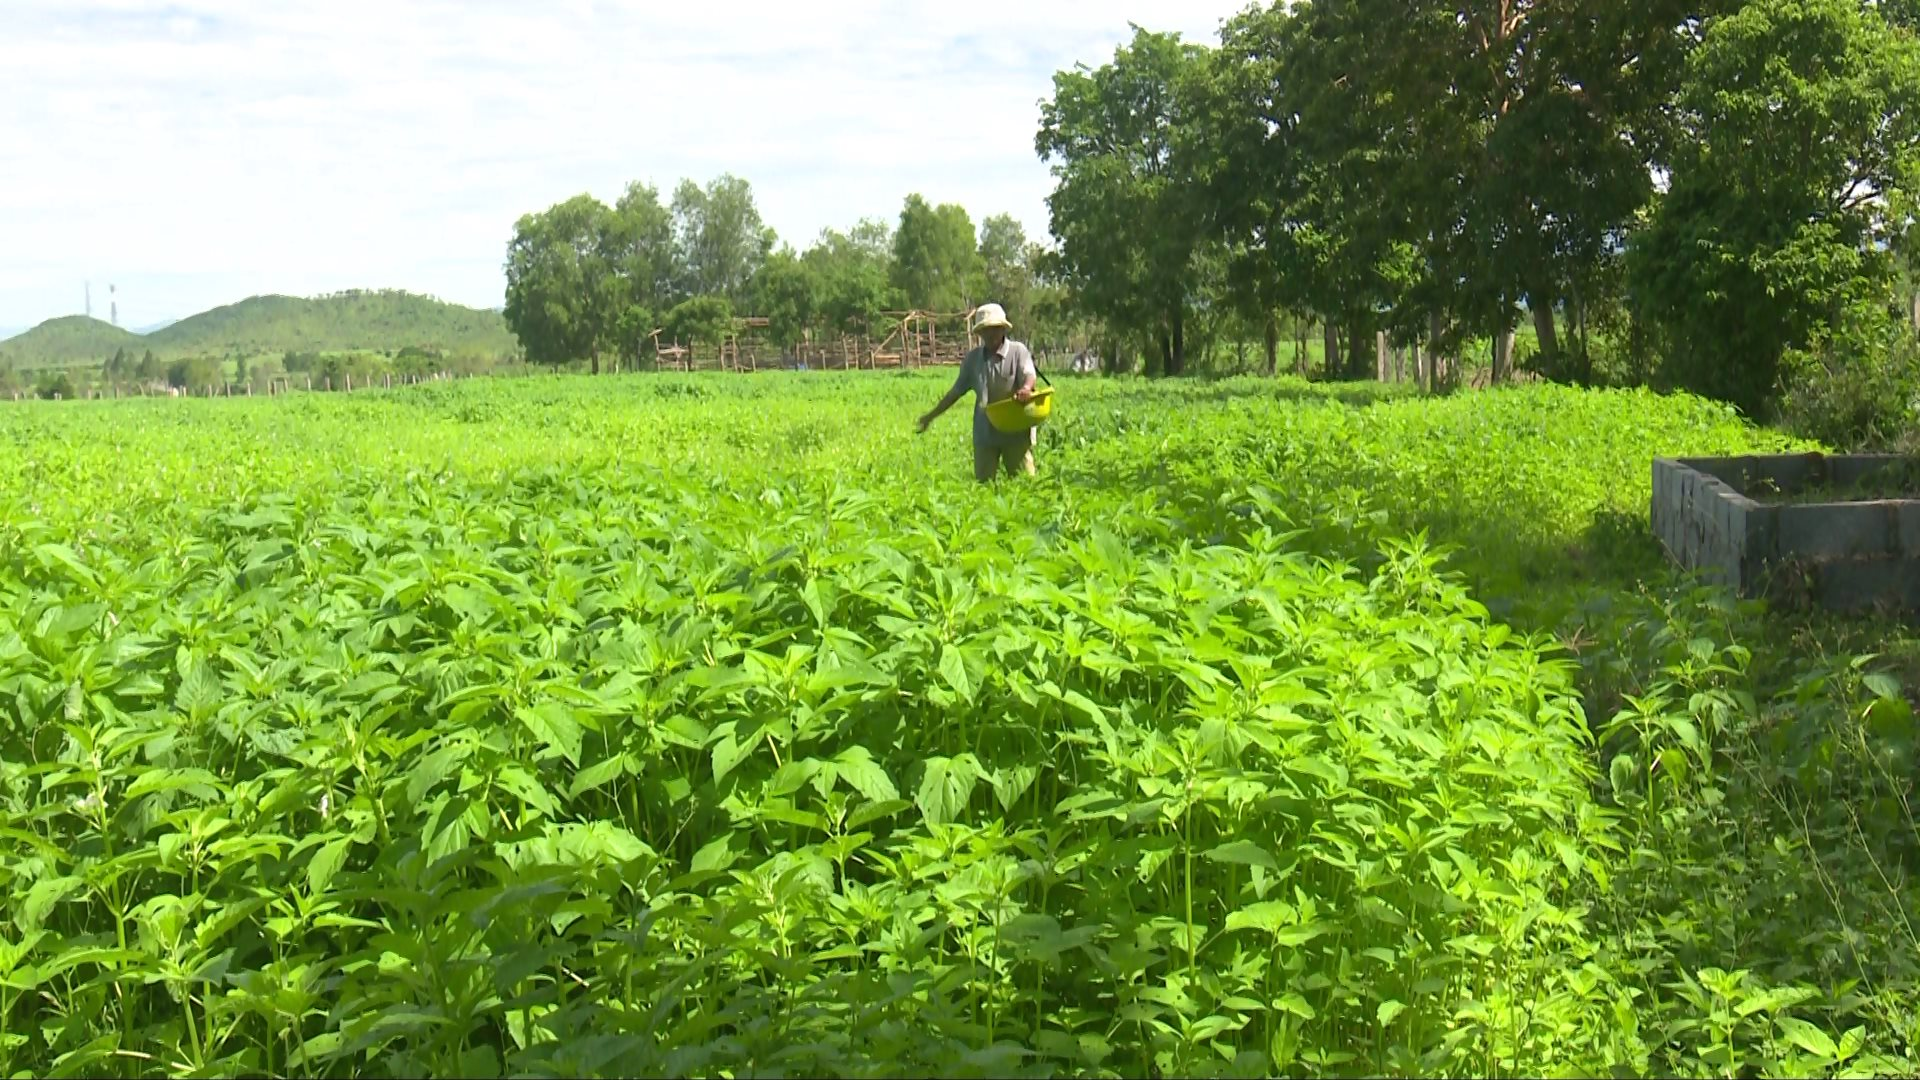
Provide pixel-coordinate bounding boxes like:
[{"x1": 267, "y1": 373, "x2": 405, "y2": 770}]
[{"x1": 0, "y1": 372, "x2": 1912, "y2": 1077}]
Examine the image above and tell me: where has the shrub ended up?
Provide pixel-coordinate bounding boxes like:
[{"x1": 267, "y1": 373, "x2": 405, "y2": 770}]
[{"x1": 1778, "y1": 305, "x2": 1920, "y2": 450}]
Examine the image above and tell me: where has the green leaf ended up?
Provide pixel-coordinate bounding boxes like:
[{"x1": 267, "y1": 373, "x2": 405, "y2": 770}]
[
  {"x1": 833, "y1": 747, "x2": 898, "y2": 803},
  {"x1": 174, "y1": 661, "x2": 223, "y2": 716},
  {"x1": 710, "y1": 728, "x2": 750, "y2": 784},
  {"x1": 494, "y1": 765, "x2": 560, "y2": 820},
  {"x1": 1058, "y1": 689, "x2": 1106, "y2": 724},
  {"x1": 567, "y1": 753, "x2": 631, "y2": 801},
  {"x1": 1275, "y1": 992, "x2": 1316, "y2": 1020},
  {"x1": 801, "y1": 578, "x2": 828, "y2": 627},
  {"x1": 939, "y1": 643, "x2": 972, "y2": 699},
  {"x1": 1204, "y1": 840, "x2": 1278, "y2": 870},
  {"x1": 517, "y1": 703, "x2": 584, "y2": 766},
  {"x1": 291, "y1": 1031, "x2": 344, "y2": 1070},
  {"x1": 768, "y1": 760, "x2": 820, "y2": 798},
  {"x1": 1224, "y1": 900, "x2": 1291, "y2": 934},
  {"x1": 1275, "y1": 922, "x2": 1330, "y2": 947},
  {"x1": 17, "y1": 876, "x2": 84, "y2": 933},
  {"x1": 1836, "y1": 1025, "x2": 1865, "y2": 1063},
  {"x1": 1609, "y1": 753, "x2": 1639, "y2": 801},
  {"x1": 307, "y1": 837, "x2": 351, "y2": 894},
  {"x1": 847, "y1": 798, "x2": 912, "y2": 829},
  {"x1": 1863, "y1": 672, "x2": 1902, "y2": 701},
  {"x1": 1377, "y1": 1000, "x2": 1406, "y2": 1026},
  {"x1": 989, "y1": 764, "x2": 1038, "y2": 812},
  {"x1": 33, "y1": 544, "x2": 100, "y2": 591},
  {"x1": 124, "y1": 767, "x2": 222, "y2": 801},
  {"x1": 691, "y1": 835, "x2": 736, "y2": 874},
  {"x1": 1777, "y1": 1017, "x2": 1838, "y2": 1060},
  {"x1": 916, "y1": 756, "x2": 977, "y2": 826},
  {"x1": 407, "y1": 743, "x2": 472, "y2": 806}
]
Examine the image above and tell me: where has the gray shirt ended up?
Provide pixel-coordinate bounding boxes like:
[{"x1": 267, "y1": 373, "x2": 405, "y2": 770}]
[{"x1": 953, "y1": 339, "x2": 1038, "y2": 447}]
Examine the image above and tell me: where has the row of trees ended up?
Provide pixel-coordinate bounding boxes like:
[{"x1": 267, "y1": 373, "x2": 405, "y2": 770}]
[
  {"x1": 0, "y1": 345, "x2": 517, "y2": 401},
  {"x1": 503, "y1": 176, "x2": 1095, "y2": 371},
  {"x1": 1038, "y1": 0, "x2": 1920, "y2": 428}
]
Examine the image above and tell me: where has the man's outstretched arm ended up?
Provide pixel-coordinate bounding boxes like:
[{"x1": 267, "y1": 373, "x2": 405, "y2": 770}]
[{"x1": 918, "y1": 366, "x2": 971, "y2": 433}]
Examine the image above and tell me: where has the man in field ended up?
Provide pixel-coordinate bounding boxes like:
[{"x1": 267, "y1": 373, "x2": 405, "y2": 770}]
[{"x1": 916, "y1": 303, "x2": 1039, "y2": 482}]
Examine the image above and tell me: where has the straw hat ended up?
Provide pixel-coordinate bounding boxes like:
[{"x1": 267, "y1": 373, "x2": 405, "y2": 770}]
[{"x1": 971, "y1": 303, "x2": 1012, "y2": 333}]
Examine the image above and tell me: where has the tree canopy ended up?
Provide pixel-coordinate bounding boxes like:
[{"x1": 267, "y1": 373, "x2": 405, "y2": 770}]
[{"x1": 1026, "y1": 0, "x2": 1920, "y2": 432}]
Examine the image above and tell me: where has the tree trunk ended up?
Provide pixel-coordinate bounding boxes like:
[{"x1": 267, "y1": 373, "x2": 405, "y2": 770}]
[
  {"x1": 1323, "y1": 321, "x2": 1341, "y2": 379},
  {"x1": 1376, "y1": 330, "x2": 1390, "y2": 382},
  {"x1": 1570, "y1": 278, "x2": 1592, "y2": 386},
  {"x1": 1492, "y1": 326, "x2": 1514, "y2": 384},
  {"x1": 591, "y1": 350, "x2": 601, "y2": 376},
  {"x1": 1428, "y1": 310, "x2": 1446, "y2": 392},
  {"x1": 1532, "y1": 300, "x2": 1559, "y2": 375},
  {"x1": 1345, "y1": 323, "x2": 1368, "y2": 382},
  {"x1": 1169, "y1": 307, "x2": 1186, "y2": 377},
  {"x1": 1264, "y1": 314, "x2": 1279, "y2": 376}
]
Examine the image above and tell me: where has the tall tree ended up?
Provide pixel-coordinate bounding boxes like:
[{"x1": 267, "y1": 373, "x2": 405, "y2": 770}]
[
  {"x1": 977, "y1": 213, "x2": 1036, "y2": 331},
  {"x1": 1038, "y1": 26, "x2": 1210, "y2": 376},
  {"x1": 891, "y1": 195, "x2": 982, "y2": 312},
  {"x1": 1629, "y1": 0, "x2": 1920, "y2": 415},
  {"x1": 662, "y1": 296, "x2": 735, "y2": 361},
  {"x1": 750, "y1": 247, "x2": 822, "y2": 354},
  {"x1": 1208, "y1": 3, "x2": 1416, "y2": 381},
  {"x1": 503, "y1": 193, "x2": 617, "y2": 372},
  {"x1": 1203, "y1": 0, "x2": 1719, "y2": 385},
  {"x1": 809, "y1": 226, "x2": 900, "y2": 335},
  {"x1": 671, "y1": 175, "x2": 775, "y2": 304},
  {"x1": 1194, "y1": 7, "x2": 1318, "y2": 376},
  {"x1": 604, "y1": 181, "x2": 677, "y2": 362}
]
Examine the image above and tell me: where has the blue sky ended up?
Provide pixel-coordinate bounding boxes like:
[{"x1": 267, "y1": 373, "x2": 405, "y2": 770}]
[{"x1": 0, "y1": 0, "x2": 1249, "y2": 334}]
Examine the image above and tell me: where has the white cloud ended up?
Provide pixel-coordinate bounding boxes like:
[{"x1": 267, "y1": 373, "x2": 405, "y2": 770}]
[{"x1": 0, "y1": 0, "x2": 1246, "y2": 330}]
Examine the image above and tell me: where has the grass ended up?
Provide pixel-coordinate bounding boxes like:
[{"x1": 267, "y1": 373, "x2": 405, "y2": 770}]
[{"x1": 0, "y1": 370, "x2": 1914, "y2": 1077}]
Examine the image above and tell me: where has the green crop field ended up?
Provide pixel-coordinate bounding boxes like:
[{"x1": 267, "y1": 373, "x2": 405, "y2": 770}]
[{"x1": 2, "y1": 372, "x2": 1916, "y2": 1078}]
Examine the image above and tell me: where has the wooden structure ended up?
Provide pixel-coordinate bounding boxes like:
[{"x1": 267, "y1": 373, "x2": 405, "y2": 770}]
[
  {"x1": 638, "y1": 308, "x2": 981, "y2": 372},
  {"x1": 795, "y1": 331, "x2": 868, "y2": 370},
  {"x1": 648, "y1": 327, "x2": 692, "y2": 371},
  {"x1": 869, "y1": 310, "x2": 976, "y2": 368},
  {"x1": 718, "y1": 317, "x2": 772, "y2": 372}
]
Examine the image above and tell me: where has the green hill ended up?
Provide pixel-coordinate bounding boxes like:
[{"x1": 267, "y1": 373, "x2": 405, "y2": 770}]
[
  {"x1": 149, "y1": 290, "x2": 517, "y2": 358},
  {"x1": 0, "y1": 290, "x2": 518, "y2": 369},
  {"x1": 0, "y1": 316, "x2": 143, "y2": 367}
]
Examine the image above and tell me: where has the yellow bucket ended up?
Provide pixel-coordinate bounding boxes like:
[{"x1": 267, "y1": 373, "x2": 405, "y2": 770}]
[{"x1": 984, "y1": 387, "x2": 1055, "y2": 433}]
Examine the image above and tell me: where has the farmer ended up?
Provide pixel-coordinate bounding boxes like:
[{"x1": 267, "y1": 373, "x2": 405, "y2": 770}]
[{"x1": 916, "y1": 303, "x2": 1038, "y2": 481}]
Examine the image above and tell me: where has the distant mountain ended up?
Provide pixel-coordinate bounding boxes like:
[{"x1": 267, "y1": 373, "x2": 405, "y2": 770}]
[
  {"x1": 150, "y1": 291, "x2": 517, "y2": 358},
  {"x1": 0, "y1": 315, "x2": 142, "y2": 366},
  {"x1": 132, "y1": 319, "x2": 177, "y2": 334},
  {"x1": 0, "y1": 290, "x2": 518, "y2": 368}
]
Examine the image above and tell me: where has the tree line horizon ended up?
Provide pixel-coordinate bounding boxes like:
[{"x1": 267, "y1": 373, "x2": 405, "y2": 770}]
[{"x1": 504, "y1": 0, "x2": 1920, "y2": 447}]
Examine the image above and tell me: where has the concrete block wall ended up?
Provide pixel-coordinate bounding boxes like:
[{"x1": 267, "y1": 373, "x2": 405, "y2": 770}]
[{"x1": 1652, "y1": 454, "x2": 1920, "y2": 613}]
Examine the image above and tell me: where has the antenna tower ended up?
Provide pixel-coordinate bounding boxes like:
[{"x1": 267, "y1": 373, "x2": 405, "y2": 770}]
[
  {"x1": 110, "y1": 284, "x2": 117, "y2": 327},
  {"x1": 85, "y1": 281, "x2": 91, "y2": 318}
]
